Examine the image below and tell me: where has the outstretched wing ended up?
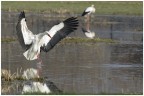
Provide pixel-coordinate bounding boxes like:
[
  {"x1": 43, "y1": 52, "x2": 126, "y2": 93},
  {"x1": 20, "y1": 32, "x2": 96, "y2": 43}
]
[
  {"x1": 16, "y1": 11, "x2": 34, "y2": 50},
  {"x1": 41, "y1": 17, "x2": 79, "y2": 52}
]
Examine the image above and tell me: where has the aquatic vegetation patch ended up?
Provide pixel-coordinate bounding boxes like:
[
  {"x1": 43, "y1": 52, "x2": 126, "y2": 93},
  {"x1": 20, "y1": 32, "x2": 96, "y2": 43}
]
[
  {"x1": 1, "y1": 68, "x2": 23, "y2": 81},
  {"x1": 1, "y1": 37, "x2": 117, "y2": 43},
  {"x1": 1, "y1": 37, "x2": 16, "y2": 43},
  {"x1": 1, "y1": 68, "x2": 44, "y2": 81},
  {"x1": 61, "y1": 37, "x2": 117, "y2": 44}
]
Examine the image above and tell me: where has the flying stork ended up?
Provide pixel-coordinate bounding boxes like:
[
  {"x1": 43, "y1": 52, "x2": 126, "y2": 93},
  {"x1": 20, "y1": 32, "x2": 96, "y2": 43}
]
[
  {"x1": 16, "y1": 11, "x2": 79, "y2": 74},
  {"x1": 16, "y1": 11, "x2": 79, "y2": 60}
]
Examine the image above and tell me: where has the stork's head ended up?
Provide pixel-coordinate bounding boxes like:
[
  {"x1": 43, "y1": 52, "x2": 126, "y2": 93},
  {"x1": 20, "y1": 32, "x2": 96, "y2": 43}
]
[
  {"x1": 91, "y1": 4, "x2": 95, "y2": 13},
  {"x1": 91, "y1": 4, "x2": 94, "y2": 7}
]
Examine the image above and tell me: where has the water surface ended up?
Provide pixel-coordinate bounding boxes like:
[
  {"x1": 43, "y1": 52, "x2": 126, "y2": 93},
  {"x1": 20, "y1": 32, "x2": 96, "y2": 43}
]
[{"x1": 1, "y1": 42, "x2": 143, "y2": 94}]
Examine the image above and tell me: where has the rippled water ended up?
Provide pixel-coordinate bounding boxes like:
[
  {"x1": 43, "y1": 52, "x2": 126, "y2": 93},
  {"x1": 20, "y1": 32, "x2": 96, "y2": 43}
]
[{"x1": 1, "y1": 42, "x2": 143, "y2": 94}]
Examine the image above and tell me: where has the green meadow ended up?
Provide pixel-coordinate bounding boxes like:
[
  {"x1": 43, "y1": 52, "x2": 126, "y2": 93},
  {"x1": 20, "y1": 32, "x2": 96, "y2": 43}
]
[{"x1": 1, "y1": 1, "x2": 143, "y2": 15}]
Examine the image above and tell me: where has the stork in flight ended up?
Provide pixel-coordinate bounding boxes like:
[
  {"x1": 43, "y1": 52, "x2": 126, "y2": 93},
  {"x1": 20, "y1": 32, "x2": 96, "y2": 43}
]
[
  {"x1": 81, "y1": 5, "x2": 95, "y2": 39},
  {"x1": 16, "y1": 11, "x2": 79, "y2": 74},
  {"x1": 16, "y1": 11, "x2": 79, "y2": 60}
]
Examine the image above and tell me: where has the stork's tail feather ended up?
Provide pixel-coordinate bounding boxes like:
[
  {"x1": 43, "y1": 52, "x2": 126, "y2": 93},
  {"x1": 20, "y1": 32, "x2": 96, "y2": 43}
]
[
  {"x1": 81, "y1": 12, "x2": 89, "y2": 16},
  {"x1": 18, "y1": 11, "x2": 25, "y2": 21}
]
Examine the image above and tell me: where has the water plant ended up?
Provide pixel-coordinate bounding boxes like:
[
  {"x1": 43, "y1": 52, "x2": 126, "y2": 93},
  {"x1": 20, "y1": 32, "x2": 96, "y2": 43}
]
[
  {"x1": 61, "y1": 37, "x2": 117, "y2": 44},
  {"x1": 1, "y1": 68, "x2": 44, "y2": 81},
  {"x1": 1, "y1": 37, "x2": 16, "y2": 43}
]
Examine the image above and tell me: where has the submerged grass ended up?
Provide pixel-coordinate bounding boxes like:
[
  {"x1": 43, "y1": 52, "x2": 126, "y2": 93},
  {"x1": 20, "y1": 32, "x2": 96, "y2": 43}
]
[{"x1": 2, "y1": 1, "x2": 143, "y2": 16}]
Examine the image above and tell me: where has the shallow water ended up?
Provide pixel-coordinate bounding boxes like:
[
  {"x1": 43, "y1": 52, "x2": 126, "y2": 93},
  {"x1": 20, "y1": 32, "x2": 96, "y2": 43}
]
[
  {"x1": 1, "y1": 42, "x2": 143, "y2": 94},
  {"x1": 1, "y1": 12, "x2": 143, "y2": 94}
]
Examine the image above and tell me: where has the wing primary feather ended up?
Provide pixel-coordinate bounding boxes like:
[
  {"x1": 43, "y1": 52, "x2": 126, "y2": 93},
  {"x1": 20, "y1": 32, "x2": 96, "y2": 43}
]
[
  {"x1": 82, "y1": 11, "x2": 90, "y2": 16},
  {"x1": 41, "y1": 17, "x2": 79, "y2": 52},
  {"x1": 16, "y1": 11, "x2": 33, "y2": 50}
]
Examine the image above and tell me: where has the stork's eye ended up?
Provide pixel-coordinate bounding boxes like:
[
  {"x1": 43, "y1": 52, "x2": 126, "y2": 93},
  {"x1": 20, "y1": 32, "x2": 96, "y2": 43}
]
[{"x1": 25, "y1": 19, "x2": 27, "y2": 21}]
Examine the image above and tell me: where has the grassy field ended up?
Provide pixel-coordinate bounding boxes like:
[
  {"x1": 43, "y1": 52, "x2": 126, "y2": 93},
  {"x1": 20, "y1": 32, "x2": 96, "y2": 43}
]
[{"x1": 1, "y1": 1, "x2": 143, "y2": 16}]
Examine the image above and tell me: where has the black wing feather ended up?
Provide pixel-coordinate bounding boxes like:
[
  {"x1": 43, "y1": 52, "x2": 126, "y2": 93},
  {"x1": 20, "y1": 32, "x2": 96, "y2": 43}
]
[
  {"x1": 81, "y1": 10, "x2": 90, "y2": 16},
  {"x1": 41, "y1": 17, "x2": 79, "y2": 52}
]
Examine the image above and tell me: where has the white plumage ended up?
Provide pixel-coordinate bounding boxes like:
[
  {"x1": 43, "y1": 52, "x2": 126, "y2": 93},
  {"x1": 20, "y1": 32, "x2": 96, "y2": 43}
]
[
  {"x1": 82, "y1": 5, "x2": 95, "y2": 16},
  {"x1": 82, "y1": 28, "x2": 95, "y2": 39},
  {"x1": 22, "y1": 82, "x2": 51, "y2": 94},
  {"x1": 16, "y1": 11, "x2": 79, "y2": 61},
  {"x1": 22, "y1": 68, "x2": 39, "y2": 79},
  {"x1": 81, "y1": 5, "x2": 96, "y2": 39},
  {"x1": 85, "y1": 31, "x2": 95, "y2": 39}
]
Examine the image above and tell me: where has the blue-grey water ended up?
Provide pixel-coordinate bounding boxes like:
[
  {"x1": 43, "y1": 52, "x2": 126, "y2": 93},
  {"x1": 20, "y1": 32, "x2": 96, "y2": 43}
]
[{"x1": 1, "y1": 12, "x2": 143, "y2": 95}]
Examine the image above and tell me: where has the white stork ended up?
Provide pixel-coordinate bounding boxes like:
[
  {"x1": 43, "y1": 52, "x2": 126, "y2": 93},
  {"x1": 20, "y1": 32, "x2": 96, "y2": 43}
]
[
  {"x1": 81, "y1": 5, "x2": 95, "y2": 17},
  {"x1": 81, "y1": 5, "x2": 96, "y2": 38},
  {"x1": 16, "y1": 11, "x2": 79, "y2": 74}
]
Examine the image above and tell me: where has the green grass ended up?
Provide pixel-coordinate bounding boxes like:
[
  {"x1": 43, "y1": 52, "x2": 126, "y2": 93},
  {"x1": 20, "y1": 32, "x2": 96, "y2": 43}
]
[{"x1": 1, "y1": 1, "x2": 143, "y2": 16}]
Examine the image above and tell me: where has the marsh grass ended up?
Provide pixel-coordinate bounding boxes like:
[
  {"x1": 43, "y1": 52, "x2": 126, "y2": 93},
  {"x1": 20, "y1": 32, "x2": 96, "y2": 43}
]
[
  {"x1": 1, "y1": 68, "x2": 22, "y2": 81},
  {"x1": 1, "y1": 37, "x2": 16, "y2": 43},
  {"x1": 2, "y1": 1, "x2": 143, "y2": 16},
  {"x1": 61, "y1": 37, "x2": 117, "y2": 44},
  {"x1": 1, "y1": 37, "x2": 117, "y2": 43},
  {"x1": 1, "y1": 68, "x2": 44, "y2": 81}
]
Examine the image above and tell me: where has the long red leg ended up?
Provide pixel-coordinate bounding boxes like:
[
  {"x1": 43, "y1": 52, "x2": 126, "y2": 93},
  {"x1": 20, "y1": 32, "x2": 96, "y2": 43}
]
[
  {"x1": 86, "y1": 14, "x2": 90, "y2": 31},
  {"x1": 36, "y1": 54, "x2": 43, "y2": 76}
]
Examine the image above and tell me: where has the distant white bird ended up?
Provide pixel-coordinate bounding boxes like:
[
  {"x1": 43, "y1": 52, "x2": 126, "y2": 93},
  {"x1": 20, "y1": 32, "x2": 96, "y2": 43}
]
[
  {"x1": 16, "y1": 11, "x2": 79, "y2": 61},
  {"x1": 22, "y1": 82, "x2": 50, "y2": 94},
  {"x1": 81, "y1": 5, "x2": 95, "y2": 16},
  {"x1": 22, "y1": 68, "x2": 39, "y2": 80},
  {"x1": 81, "y1": 5, "x2": 96, "y2": 38},
  {"x1": 82, "y1": 28, "x2": 95, "y2": 39}
]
